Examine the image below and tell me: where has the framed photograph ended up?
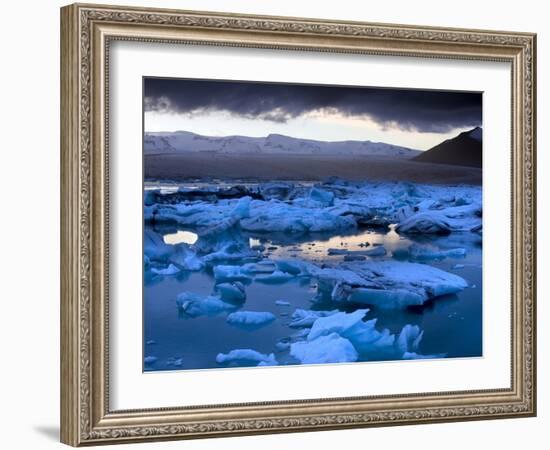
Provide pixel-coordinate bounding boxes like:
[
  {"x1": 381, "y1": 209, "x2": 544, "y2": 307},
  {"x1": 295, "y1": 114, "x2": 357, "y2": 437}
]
[{"x1": 60, "y1": 3, "x2": 537, "y2": 446}]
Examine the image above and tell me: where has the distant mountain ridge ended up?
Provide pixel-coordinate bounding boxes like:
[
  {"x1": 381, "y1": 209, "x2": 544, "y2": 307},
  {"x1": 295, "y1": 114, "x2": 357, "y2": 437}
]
[
  {"x1": 144, "y1": 130, "x2": 422, "y2": 158},
  {"x1": 414, "y1": 127, "x2": 482, "y2": 168}
]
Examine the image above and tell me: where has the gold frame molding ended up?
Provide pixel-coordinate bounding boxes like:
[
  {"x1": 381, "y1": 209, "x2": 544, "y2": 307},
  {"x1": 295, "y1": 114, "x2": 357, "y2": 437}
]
[{"x1": 60, "y1": 3, "x2": 537, "y2": 446}]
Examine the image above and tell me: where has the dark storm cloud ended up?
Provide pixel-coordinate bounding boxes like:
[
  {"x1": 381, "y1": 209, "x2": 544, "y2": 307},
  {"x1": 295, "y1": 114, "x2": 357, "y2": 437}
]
[{"x1": 144, "y1": 78, "x2": 482, "y2": 133}]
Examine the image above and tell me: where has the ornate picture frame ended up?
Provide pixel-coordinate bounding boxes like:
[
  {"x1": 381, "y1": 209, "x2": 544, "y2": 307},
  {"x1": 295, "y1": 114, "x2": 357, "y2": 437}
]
[{"x1": 60, "y1": 3, "x2": 536, "y2": 446}]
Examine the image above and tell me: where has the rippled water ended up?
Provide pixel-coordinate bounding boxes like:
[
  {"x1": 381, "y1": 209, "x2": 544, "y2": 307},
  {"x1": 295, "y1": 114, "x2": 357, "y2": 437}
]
[{"x1": 144, "y1": 221, "x2": 482, "y2": 371}]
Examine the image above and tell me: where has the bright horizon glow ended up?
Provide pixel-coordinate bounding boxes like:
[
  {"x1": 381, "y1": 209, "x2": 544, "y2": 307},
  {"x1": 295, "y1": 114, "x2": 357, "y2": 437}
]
[{"x1": 144, "y1": 110, "x2": 474, "y2": 151}]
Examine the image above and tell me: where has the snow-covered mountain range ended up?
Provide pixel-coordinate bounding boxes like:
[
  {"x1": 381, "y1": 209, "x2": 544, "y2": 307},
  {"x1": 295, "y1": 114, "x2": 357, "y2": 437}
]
[{"x1": 144, "y1": 131, "x2": 421, "y2": 158}]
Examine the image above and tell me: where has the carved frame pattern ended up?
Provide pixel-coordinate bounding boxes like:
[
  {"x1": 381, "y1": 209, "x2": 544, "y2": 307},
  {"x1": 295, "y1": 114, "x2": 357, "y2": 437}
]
[{"x1": 60, "y1": 3, "x2": 536, "y2": 446}]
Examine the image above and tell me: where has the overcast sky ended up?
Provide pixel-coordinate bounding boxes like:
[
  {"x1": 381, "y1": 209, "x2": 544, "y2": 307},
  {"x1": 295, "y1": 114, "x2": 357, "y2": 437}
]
[{"x1": 144, "y1": 78, "x2": 482, "y2": 150}]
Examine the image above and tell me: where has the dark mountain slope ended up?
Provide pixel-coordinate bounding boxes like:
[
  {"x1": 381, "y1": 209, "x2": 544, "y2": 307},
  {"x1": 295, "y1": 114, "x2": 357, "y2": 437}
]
[{"x1": 414, "y1": 127, "x2": 482, "y2": 168}]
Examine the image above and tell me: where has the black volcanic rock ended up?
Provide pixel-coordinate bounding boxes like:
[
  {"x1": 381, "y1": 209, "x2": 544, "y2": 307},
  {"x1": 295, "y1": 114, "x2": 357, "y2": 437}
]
[{"x1": 414, "y1": 127, "x2": 482, "y2": 168}]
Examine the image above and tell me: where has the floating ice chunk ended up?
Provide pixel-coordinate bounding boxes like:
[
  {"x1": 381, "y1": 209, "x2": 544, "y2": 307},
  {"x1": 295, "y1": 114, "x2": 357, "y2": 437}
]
[
  {"x1": 144, "y1": 229, "x2": 174, "y2": 262},
  {"x1": 153, "y1": 199, "x2": 246, "y2": 230},
  {"x1": 338, "y1": 261, "x2": 468, "y2": 306},
  {"x1": 275, "y1": 300, "x2": 291, "y2": 306},
  {"x1": 145, "y1": 340, "x2": 156, "y2": 345},
  {"x1": 166, "y1": 357, "x2": 184, "y2": 367},
  {"x1": 145, "y1": 229, "x2": 204, "y2": 270},
  {"x1": 307, "y1": 309, "x2": 395, "y2": 353},
  {"x1": 257, "y1": 360, "x2": 278, "y2": 366},
  {"x1": 312, "y1": 267, "x2": 372, "y2": 287},
  {"x1": 415, "y1": 199, "x2": 437, "y2": 211},
  {"x1": 176, "y1": 292, "x2": 236, "y2": 317},
  {"x1": 168, "y1": 244, "x2": 205, "y2": 271},
  {"x1": 309, "y1": 187, "x2": 335, "y2": 206},
  {"x1": 255, "y1": 270, "x2": 294, "y2": 284},
  {"x1": 226, "y1": 311, "x2": 276, "y2": 329},
  {"x1": 240, "y1": 200, "x2": 356, "y2": 233},
  {"x1": 202, "y1": 248, "x2": 259, "y2": 263},
  {"x1": 348, "y1": 288, "x2": 425, "y2": 309},
  {"x1": 312, "y1": 267, "x2": 376, "y2": 302},
  {"x1": 144, "y1": 356, "x2": 157, "y2": 365},
  {"x1": 290, "y1": 333, "x2": 358, "y2": 364},
  {"x1": 197, "y1": 196, "x2": 251, "y2": 238},
  {"x1": 396, "y1": 203, "x2": 482, "y2": 235},
  {"x1": 199, "y1": 228, "x2": 259, "y2": 263},
  {"x1": 327, "y1": 200, "x2": 372, "y2": 223},
  {"x1": 213, "y1": 265, "x2": 253, "y2": 283},
  {"x1": 308, "y1": 309, "x2": 370, "y2": 341},
  {"x1": 288, "y1": 308, "x2": 339, "y2": 328},
  {"x1": 150, "y1": 263, "x2": 180, "y2": 276},
  {"x1": 216, "y1": 349, "x2": 278, "y2": 366},
  {"x1": 241, "y1": 261, "x2": 277, "y2": 274},
  {"x1": 406, "y1": 244, "x2": 466, "y2": 261},
  {"x1": 396, "y1": 324, "x2": 424, "y2": 354},
  {"x1": 290, "y1": 328, "x2": 310, "y2": 340},
  {"x1": 216, "y1": 282, "x2": 246, "y2": 303},
  {"x1": 369, "y1": 261, "x2": 468, "y2": 298},
  {"x1": 275, "y1": 340, "x2": 291, "y2": 352},
  {"x1": 259, "y1": 182, "x2": 295, "y2": 200},
  {"x1": 396, "y1": 212, "x2": 452, "y2": 235},
  {"x1": 276, "y1": 259, "x2": 314, "y2": 276},
  {"x1": 452, "y1": 264, "x2": 465, "y2": 269},
  {"x1": 144, "y1": 189, "x2": 160, "y2": 206},
  {"x1": 231, "y1": 196, "x2": 252, "y2": 219}
]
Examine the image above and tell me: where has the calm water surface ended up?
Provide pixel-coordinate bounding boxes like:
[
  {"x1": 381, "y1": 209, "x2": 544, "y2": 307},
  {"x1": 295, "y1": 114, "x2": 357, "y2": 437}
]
[{"x1": 144, "y1": 219, "x2": 482, "y2": 371}]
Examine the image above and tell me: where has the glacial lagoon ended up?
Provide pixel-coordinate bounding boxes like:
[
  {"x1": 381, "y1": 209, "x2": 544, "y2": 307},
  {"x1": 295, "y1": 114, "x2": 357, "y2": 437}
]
[{"x1": 143, "y1": 180, "x2": 482, "y2": 371}]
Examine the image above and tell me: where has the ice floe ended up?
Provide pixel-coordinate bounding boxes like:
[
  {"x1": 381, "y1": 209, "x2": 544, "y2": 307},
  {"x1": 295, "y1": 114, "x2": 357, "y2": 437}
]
[
  {"x1": 288, "y1": 308, "x2": 339, "y2": 328},
  {"x1": 166, "y1": 357, "x2": 184, "y2": 367},
  {"x1": 146, "y1": 180, "x2": 481, "y2": 239},
  {"x1": 290, "y1": 333, "x2": 358, "y2": 364},
  {"x1": 226, "y1": 311, "x2": 276, "y2": 329},
  {"x1": 307, "y1": 309, "x2": 395, "y2": 354},
  {"x1": 255, "y1": 270, "x2": 294, "y2": 284},
  {"x1": 215, "y1": 282, "x2": 246, "y2": 303},
  {"x1": 150, "y1": 263, "x2": 180, "y2": 276},
  {"x1": 216, "y1": 349, "x2": 278, "y2": 366},
  {"x1": 144, "y1": 356, "x2": 157, "y2": 365},
  {"x1": 144, "y1": 229, "x2": 204, "y2": 271},
  {"x1": 395, "y1": 324, "x2": 423, "y2": 354},
  {"x1": 292, "y1": 310, "x2": 436, "y2": 362},
  {"x1": 396, "y1": 203, "x2": 481, "y2": 235},
  {"x1": 315, "y1": 260, "x2": 468, "y2": 308},
  {"x1": 144, "y1": 178, "x2": 481, "y2": 368},
  {"x1": 240, "y1": 199, "x2": 357, "y2": 233},
  {"x1": 275, "y1": 300, "x2": 291, "y2": 306},
  {"x1": 397, "y1": 244, "x2": 466, "y2": 261},
  {"x1": 176, "y1": 292, "x2": 236, "y2": 317},
  {"x1": 213, "y1": 265, "x2": 253, "y2": 283}
]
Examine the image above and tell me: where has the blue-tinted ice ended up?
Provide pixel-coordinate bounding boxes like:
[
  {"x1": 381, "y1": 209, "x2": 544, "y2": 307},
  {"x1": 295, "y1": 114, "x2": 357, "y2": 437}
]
[{"x1": 143, "y1": 180, "x2": 482, "y2": 371}]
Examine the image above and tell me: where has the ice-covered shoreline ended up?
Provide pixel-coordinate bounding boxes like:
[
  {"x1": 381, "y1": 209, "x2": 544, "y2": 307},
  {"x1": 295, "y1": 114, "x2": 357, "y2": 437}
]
[{"x1": 143, "y1": 179, "x2": 482, "y2": 370}]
